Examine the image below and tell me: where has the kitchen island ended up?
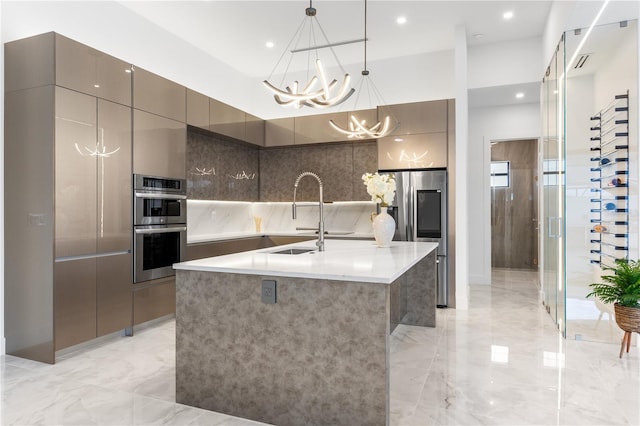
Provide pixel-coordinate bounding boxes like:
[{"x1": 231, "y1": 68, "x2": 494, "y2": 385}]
[{"x1": 173, "y1": 239, "x2": 438, "y2": 426}]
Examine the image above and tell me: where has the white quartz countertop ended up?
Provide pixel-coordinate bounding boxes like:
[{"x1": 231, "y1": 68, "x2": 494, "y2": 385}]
[{"x1": 174, "y1": 239, "x2": 438, "y2": 284}]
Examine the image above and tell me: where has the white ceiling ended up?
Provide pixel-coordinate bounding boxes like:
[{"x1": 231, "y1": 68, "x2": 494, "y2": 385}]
[
  {"x1": 115, "y1": 0, "x2": 552, "y2": 112},
  {"x1": 118, "y1": 1, "x2": 552, "y2": 78}
]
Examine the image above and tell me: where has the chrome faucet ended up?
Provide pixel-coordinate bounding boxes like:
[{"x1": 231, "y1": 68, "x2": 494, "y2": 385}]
[{"x1": 292, "y1": 172, "x2": 325, "y2": 251}]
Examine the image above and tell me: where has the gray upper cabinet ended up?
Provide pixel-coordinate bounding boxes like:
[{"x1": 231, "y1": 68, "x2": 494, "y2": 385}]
[
  {"x1": 262, "y1": 109, "x2": 377, "y2": 146},
  {"x1": 189, "y1": 91, "x2": 264, "y2": 146},
  {"x1": 187, "y1": 89, "x2": 209, "y2": 129},
  {"x1": 5, "y1": 32, "x2": 132, "y2": 107},
  {"x1": 56, "y1": 34, "x2": 132, "y2": 106},
  {"x1": 133, "y1": 110, "x2": 187, "y2": 179},
  {"x1": 245, "y1": 113, "x2": 265, "y2": 146},
  {"x1": 209, "y1": 98, "x2": 245, "y2": 141},
  {"x1": 265, "y1": 118, "x2": 295, "y2": 146},
  {"x1": 134, "y1": 67, "x2": 186, "y2": 122},
  {"x1": 4, "y1": 32, "x2": 55, "y2": 92},
  {"x1": 377, "y1": 132, "x2": 448, "y2": 170},
  {"x1": 386, "y1": 100, "x2": 448, "y2": 136},
  {"x1": 294, "y1": 111, "x2": 349, "y2": 144}
]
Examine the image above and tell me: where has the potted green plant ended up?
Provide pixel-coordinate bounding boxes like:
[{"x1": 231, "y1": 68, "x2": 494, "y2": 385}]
[{"x1": 587, "y1": 258, "x2": 640, "y2": 357}]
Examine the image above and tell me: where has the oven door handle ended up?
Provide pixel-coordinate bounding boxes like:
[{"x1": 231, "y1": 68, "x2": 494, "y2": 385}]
[
  {"x1": 134, "y1": 192, "x2": 187, "y2": 200},
  {"x1": 135, "y1": 226, "x2": 187, "y2": 234}
]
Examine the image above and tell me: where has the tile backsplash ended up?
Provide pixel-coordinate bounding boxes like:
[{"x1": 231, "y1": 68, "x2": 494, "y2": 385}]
[
  {"x1": 186, "y1": 127, "x2": 377, "y2": 203},
  {"x1": 187, "y1": 128, "x2": 260, "y2": 201},
  {"x1": 188, "y1": 200, "x2": 377, "y2": 241}
]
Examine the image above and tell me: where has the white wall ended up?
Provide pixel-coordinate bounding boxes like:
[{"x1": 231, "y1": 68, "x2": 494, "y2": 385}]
[
  {"x1": 0, "y1": 0, "x2": 5, "y2": 355},
  {"x1": 468, "y1": 37, "x2": 544, "y2": 89},
  {"x1": 455, "y1": 24, "x2": 470, "y2": 309},
  {"x1": 468, "y1": 103, "x2": 542, "y2": 284}
]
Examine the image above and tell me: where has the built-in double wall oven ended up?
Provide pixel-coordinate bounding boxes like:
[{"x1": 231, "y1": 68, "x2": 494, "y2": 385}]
[{"x1": 133, "y1": 174, "x2": 187, "y2": 283}]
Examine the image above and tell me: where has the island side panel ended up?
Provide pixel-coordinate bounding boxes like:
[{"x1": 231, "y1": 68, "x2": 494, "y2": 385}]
[
  {"x1": 401, "y1": 250, "x2": 437, "y2": 327},
  {"x1": 176, "y1": 270, "x2": 390, "y2": 426}
]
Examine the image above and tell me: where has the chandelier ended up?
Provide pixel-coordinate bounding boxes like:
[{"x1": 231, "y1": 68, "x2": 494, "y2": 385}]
[
  {"x1": 328, "y1": 0, "x2": 397, "y2": 138},
  {"x1": 262, "y1": 0, "x2": 355, "y2": 109}
]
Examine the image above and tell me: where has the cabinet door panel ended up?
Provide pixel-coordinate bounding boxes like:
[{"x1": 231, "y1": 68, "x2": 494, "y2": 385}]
[
  {"x1": 55, "y1": 87, "x2": 97, "y2": 258},
  {"x1": 133, "y1": 110, "x2": 187, "y2": 179},
  {"x1": 377, "y1": 132, "x2": 448, "y2": 170},
  {"x1": 387, "y1": 100, "x2": 448, "y2": 136},
  {"x1": 294, "y1": 111, "x2": 350, "y2": 144},
  {"x1": 187, "y1": 89, "x2": 209, "y2": 129},
  {"x1": 133, "y1": 279, "x2": 176, "y2": 325},
  {"x1": 245, "y1": 113, "x2": 265, "y2": 146},
  {"x1": 133, "y1": 67, "x2": 186, "y2": 122},
  {"x1": 209, "y1": 98, "x2": 245, "y2": 140},
  {"x1": 97, "y1": 99, "x2": 132, "y2": 253},
  {"x1": 265, "y1": 118, "x2": 295, "y2": 146},
  {"x1": 97, "y1": 253, "x2": 132, "y2": 336},
  {"x1": 55, "y1": 34, "x2": 131, "y2": 106},
  {"x1": 54, "y1": 258, "x2": 97, "y2": 350}
]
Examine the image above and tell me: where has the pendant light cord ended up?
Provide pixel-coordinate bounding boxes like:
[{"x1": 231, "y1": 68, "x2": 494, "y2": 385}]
[{"x1": 363, "y1": 0, "x2": 368, "y2": 74}]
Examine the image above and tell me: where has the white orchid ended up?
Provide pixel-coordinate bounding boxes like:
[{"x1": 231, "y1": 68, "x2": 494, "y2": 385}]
[{"x1": 362, "y1": 172, "x2": 396, "y2": 206}]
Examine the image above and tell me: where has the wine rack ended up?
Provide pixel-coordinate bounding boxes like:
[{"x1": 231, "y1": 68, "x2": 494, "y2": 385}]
[{"x1": 589, "y1": 91, "x2": 629, "y2": 267}]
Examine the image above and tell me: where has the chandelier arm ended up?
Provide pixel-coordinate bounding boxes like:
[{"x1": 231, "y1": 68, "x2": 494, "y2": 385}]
[
  {"x1": 301, "y1": 75, "x2": 319, "y2": 93},
  {"x1": 264, "y1": 0, "x2": 354, "y2": 109},
  {"x1": 329, "y1": 119, "x2": 361, "y2": 138},
  {"x1": 263, "y1": 80, "x2": 325, "y2": 100},
  {"x1": 315, "y1": 59, "x2": 331, "y2": 101}
]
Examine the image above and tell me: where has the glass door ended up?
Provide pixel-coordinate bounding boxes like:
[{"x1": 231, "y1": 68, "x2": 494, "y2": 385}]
[{"x1": 542, "y1": 35, "x2": 566, "y2": 336}]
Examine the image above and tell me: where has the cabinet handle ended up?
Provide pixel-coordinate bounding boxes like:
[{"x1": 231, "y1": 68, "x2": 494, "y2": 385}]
[{"x1": 135, "y1": 226, "x2": 187, "y2": 234}]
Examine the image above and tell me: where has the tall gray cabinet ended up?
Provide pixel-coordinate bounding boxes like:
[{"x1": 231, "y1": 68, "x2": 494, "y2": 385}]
[{"x1": 5, "y1": 32, "x2": 133, "y2": 362}]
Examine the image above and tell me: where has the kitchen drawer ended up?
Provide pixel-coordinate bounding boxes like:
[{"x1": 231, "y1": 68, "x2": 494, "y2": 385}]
[{"x1": 133, "y1": 278, "x2": 176, "y2": 326}]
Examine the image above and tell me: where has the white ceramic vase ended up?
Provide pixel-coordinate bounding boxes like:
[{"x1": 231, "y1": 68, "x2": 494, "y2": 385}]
[{"x1": 372, "y1": 207, "x2": 395, "y2": 248}]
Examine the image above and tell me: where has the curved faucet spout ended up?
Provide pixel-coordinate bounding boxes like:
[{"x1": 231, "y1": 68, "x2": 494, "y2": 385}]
[{"x1": 292, "y1": 172, "x2": 325, "y2": 251}]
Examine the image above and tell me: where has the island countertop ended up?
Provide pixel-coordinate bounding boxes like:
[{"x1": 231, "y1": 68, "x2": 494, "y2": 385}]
[{"x1": 174, "y1": 239, "x2": 438, "y2": 284}]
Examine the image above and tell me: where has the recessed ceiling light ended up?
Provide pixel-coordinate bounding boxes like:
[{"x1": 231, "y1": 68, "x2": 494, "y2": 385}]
[
  {"x1": 473, "y1": 33, "x2": 484, "y2": 40},
  {"x1": 503, "y1": 11, "x2": 514, "y2": 20},
  {"x1": 396, "y1": 16, "x2": 407, "y2": 25},
  {"x1": 516, "y1": 92, "x2": 524, "y2": 99},
  {"x1": 94, "y1": 84, "x2": 100, "y2": 88},
  {"x1": 265, "y1": 41, "x2": 274, "y2": 48},
  {"x1": 394, "y1": 138, "x2": 404, "y2": 142},
  {"x1": 125, "y1": 69, "x2": 132, "y2": 73}
]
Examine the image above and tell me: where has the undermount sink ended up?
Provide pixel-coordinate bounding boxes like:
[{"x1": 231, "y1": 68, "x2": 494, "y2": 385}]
[{"x1": 269, "y1": 247, "x2": 317, "y2": 255}]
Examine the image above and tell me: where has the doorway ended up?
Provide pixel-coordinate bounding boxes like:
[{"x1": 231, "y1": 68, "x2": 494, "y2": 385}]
[{"x1": 490, "y1": 139, "x2": 539, "y2": 269}]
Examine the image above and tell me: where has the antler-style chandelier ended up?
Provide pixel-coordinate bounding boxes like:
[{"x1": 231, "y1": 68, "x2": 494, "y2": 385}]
[
  {"x1": 262, "y1": 0, "x2": 355, "y2": 109},
  {"x1": 329, "y1": 0, "x2": 397, "y2": 138}
]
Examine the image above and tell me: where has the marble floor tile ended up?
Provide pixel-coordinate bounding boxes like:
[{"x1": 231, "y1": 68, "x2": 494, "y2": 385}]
[{"x1": 2, "y1": 268, "x2": 639, "y2": 425}]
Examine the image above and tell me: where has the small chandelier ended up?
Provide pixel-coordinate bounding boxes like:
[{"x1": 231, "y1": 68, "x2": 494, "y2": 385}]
[
  {"x1": 329, "y1": 0, "x2": 397, "y2": 138},
  {"x1": 262, "y1": 0, "x2": 355, "y2": 109}
]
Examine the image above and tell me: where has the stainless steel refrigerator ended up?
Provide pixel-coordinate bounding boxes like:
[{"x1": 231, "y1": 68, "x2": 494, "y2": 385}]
[{"x1": 385, "y1": 169, "x2": 449, "y2": 307}]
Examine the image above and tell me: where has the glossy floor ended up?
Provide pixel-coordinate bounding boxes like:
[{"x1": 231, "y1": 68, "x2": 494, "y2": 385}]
[{"x1": 2, "y1": 269, "x2": 639, "y2": 425}]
